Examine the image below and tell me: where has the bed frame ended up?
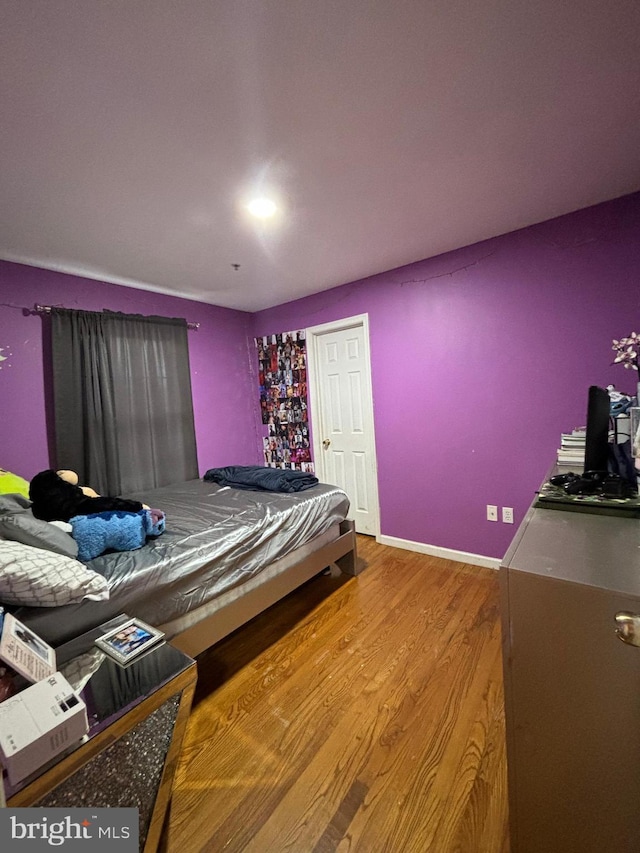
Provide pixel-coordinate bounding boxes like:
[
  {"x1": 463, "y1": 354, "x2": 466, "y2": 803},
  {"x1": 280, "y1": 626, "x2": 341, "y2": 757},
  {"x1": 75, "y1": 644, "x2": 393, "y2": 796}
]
[{"x1": 168, "y1": 519, "x2": 359, "y2": 657}]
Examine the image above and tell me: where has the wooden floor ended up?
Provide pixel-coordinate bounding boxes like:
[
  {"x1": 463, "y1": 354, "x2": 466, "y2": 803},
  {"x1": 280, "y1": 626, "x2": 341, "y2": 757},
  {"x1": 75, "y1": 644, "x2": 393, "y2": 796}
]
[{"x1": 164, "y1": 536, "x2": 510, "y2": 853}]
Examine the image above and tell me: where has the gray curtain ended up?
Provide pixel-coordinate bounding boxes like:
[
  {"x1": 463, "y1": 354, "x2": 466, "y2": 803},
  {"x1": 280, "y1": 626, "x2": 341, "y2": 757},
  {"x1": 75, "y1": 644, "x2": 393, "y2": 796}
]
[{"x1": 50, "y1": 308, "x2": 198, "y2": 495}]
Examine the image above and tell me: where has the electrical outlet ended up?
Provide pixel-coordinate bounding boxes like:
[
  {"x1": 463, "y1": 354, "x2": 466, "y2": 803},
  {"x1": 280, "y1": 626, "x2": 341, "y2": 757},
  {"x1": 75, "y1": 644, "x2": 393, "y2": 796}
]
[
  {"x1": 486, "y1": 504, "x2": 498, "y2": 522},
  {"x1": 502, "y1": 507, "x2": 514, "y2": 524}
]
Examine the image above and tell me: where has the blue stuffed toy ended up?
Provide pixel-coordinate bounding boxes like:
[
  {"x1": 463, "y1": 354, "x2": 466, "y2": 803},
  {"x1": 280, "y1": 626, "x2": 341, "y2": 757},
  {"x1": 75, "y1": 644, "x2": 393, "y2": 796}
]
[{"x1": 70, "y1": 508, "x2": 166, "y2": 562}]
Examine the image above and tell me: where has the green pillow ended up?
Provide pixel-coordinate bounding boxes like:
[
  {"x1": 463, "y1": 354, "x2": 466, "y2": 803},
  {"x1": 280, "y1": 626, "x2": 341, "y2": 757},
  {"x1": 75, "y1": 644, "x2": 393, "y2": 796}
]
[{"x1": 0, "y1": 469, "x2": 30, "y2": 498}]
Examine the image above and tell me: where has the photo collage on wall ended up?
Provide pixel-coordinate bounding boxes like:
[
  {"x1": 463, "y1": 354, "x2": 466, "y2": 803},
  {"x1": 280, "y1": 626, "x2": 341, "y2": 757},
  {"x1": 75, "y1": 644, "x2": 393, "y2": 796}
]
[{"x1": 256, "y1": 331, "x2": 313, "y2": 471}]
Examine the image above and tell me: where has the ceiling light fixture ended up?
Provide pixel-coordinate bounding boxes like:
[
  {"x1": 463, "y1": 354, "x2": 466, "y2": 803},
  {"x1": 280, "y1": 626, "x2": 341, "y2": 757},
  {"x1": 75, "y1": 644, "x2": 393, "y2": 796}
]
[{"x1": 247, "y1": 197, "x2": 277, "y2": 219}]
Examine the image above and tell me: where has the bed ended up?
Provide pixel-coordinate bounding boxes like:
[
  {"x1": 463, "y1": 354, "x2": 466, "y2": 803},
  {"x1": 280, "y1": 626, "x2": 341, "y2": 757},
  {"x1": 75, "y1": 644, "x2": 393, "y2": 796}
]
[{"x1": 10, "y1": 478, "x2": 359, "y2": 656}]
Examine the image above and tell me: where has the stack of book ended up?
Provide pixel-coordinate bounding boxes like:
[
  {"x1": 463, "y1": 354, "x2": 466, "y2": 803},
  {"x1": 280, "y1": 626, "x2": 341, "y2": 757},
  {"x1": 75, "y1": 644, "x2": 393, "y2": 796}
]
[{"x1": 557, "y1": 428, "x2": 586, "y2": 467}]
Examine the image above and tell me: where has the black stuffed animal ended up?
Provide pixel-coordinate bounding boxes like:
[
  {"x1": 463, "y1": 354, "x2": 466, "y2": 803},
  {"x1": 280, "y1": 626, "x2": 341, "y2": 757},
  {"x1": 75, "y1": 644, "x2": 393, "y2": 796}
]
[{"x1": 29, "y1": 469, "x2": 144, "y2": 522}]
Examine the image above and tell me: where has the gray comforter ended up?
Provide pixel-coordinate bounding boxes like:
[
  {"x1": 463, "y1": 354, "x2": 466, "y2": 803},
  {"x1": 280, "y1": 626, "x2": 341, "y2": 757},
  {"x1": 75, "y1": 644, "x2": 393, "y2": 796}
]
[{"x1": 13, "y1": 478, "x2": 350, "y2": 646}]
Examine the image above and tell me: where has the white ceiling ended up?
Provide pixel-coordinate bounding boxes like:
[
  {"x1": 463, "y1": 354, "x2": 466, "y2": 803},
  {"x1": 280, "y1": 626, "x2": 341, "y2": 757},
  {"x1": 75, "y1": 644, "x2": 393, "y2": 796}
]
[{"x1": 2, "y1": 1, "x2": 640, "y2": 312}]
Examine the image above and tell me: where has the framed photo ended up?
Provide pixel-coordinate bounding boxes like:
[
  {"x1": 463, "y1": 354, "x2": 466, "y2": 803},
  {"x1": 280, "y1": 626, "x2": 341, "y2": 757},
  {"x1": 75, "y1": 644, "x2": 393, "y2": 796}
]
[{"x1": 95, "y1": 618, "x2": 165, "y2": 666}]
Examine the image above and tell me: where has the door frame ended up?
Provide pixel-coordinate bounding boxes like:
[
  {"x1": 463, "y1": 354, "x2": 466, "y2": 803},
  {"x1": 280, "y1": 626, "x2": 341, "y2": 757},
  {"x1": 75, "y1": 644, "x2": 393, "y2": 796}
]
[{"x1": 306, "y1": 313, "x2": 380, "y2": 537}]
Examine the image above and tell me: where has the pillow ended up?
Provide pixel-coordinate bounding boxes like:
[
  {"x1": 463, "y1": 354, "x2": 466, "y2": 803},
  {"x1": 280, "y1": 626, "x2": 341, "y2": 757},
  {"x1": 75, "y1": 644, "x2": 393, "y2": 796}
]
[
  {"x1": 0, "y1": 469, "x2": 30, "y2": 498},
  {"x1": 70, "y1": 509, "x2": 165, "y2": 561},
  {"x1": 0, "y1": 494, "x2": 31, "y2": 513},
  {"x1": 0, "y1": 541, "x2": 109, "y2": 606},
  {"x1": 0, "y1": 513, "x2": 79, "y2": 558}
]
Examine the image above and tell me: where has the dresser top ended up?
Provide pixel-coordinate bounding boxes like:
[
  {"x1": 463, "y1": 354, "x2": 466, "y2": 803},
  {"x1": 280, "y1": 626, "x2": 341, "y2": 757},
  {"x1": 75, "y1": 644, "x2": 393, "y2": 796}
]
[{"x1": 503, "y1": 505, "x2": 640, "y2": 597}]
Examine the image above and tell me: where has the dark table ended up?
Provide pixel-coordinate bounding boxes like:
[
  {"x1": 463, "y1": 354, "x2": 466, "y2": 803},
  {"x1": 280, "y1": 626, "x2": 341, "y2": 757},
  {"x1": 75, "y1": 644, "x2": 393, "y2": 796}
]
[{"x1": 3, "y1": 614, "x2": 197, "y2": 853}]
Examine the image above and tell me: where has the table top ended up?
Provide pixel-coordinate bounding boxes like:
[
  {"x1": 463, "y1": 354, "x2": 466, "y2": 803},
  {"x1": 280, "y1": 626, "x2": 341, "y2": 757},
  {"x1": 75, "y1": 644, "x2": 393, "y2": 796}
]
[
  {"x1": 3, "y1": 614, "x2": 195, "y2": 800},
  {"x1": 503, "y1": 499, "x2": 640, "y2": 598}
]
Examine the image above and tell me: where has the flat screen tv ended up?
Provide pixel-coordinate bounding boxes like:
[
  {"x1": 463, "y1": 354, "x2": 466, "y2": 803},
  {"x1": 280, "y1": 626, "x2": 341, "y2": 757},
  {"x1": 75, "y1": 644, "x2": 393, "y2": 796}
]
[{"x1": 583, "y1": 385, "x2": 610, "y2": 475}]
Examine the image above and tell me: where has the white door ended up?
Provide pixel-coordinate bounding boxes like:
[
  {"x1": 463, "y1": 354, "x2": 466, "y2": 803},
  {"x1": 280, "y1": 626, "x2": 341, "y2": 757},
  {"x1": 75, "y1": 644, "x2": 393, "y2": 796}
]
[{"x1": 308, "y1": 317, "x2": 379, "y2": 535}]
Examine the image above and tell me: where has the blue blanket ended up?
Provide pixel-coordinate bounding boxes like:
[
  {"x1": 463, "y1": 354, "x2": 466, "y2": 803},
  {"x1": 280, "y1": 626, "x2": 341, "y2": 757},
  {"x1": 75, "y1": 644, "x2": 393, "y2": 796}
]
[
  {"x1": 204, "y1": 465, "x2": 318, "y2": 493},
  {"x1": 70, "y1": 509, "x2": 165, "y2": 562}
]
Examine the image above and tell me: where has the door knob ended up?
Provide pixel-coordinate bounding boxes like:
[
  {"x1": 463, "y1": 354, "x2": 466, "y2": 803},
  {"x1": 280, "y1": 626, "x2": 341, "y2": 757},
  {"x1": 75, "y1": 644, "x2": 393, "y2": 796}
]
[
  {"x1": 614, "y1": 612, "x2": 640, "y2": 647},
  {"x1": 322, "y1": 439, "x2": 331, "y2": 449}
]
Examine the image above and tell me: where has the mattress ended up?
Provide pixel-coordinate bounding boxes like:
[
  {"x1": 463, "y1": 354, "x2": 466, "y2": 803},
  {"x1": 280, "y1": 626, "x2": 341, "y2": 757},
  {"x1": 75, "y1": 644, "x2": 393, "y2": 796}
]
[{"x1": 13, "y1": 478, "x2": 350, "y2": 646}]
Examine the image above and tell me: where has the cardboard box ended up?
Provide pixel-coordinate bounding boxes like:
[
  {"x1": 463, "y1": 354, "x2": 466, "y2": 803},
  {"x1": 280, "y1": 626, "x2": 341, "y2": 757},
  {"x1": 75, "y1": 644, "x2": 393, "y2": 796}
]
[{"x1": 0, "y1": 672, "x2": 88, "y2": 785}]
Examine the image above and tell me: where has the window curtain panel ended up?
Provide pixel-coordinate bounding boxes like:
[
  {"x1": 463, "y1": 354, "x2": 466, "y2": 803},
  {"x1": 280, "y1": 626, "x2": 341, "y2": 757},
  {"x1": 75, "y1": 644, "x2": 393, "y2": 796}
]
[{"x1": 50, "y1": 308, "x2": 198, "y2": 496}]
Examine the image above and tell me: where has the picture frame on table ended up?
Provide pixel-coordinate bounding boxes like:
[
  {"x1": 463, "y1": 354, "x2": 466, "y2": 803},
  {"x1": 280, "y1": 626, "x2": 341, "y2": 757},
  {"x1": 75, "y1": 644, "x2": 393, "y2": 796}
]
[{"x1": 94, "y1": 618, "x2": 165, "y2": 666}]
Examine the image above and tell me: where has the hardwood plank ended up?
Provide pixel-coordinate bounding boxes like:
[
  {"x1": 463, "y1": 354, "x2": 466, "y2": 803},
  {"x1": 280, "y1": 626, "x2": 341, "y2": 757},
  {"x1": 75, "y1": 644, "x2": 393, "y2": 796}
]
[
  {"x1": 333, "y1": 577, "x2": 502, "y2": 851},
  {"x1": 452, "y1": 651, "x2": 510, "y2": 853},
  {"x1": 165, "y1": 536, "x2": 509, "y2": 852}
]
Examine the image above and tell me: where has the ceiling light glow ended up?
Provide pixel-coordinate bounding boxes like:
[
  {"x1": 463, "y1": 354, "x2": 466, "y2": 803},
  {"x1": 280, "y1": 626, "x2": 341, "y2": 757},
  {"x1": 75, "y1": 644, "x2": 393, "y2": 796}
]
[{"x1": 247, "y1": 197, "x2": 277, "y2": 219}]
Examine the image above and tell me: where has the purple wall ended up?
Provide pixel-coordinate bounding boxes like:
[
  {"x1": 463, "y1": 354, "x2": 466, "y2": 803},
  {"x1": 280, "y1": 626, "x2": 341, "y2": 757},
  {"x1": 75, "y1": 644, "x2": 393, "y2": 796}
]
[
  {"x1": 252, "y1": 193, "x2": 640, "y2": 559},
  {"x1": 3, "y1": 192, "x2": 639, "y2": 559},
  {"x1": 0, "y1": 261, "x2": 261, "y2": 481}
]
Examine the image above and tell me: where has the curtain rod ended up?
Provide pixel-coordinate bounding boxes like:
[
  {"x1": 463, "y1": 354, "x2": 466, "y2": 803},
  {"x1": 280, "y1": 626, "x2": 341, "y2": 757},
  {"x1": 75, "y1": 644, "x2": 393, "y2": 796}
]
[{"x1": 34, "y1": 304, "x2": 200, "y2": 330}]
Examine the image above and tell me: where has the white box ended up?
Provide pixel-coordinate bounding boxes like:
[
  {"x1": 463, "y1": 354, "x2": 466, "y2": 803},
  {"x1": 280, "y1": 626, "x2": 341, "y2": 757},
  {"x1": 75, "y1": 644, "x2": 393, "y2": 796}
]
[{"x1": 0, "y1": 672, "x2": 88, "y2": 785}]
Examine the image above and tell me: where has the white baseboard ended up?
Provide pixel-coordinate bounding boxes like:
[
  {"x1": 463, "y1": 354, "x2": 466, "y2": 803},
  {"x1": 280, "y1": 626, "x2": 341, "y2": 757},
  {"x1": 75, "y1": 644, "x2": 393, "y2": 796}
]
[{"x1": 376, "y1": 534, "x2": 501, "y2": 570}]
